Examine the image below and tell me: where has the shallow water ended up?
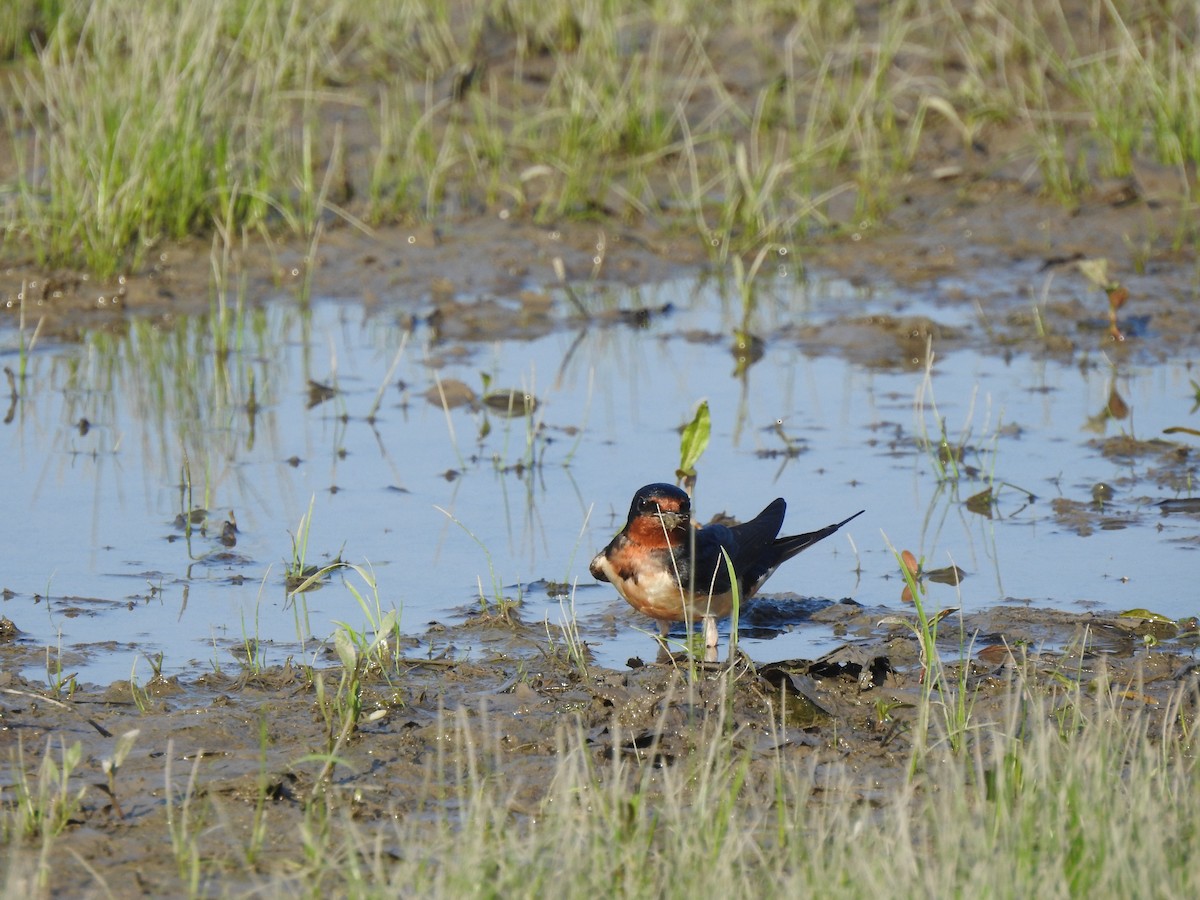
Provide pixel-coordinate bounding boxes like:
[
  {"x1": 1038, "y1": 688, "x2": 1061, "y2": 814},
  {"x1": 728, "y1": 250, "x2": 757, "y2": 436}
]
[{"x1": 2, "y1": 268, "x2": 1196, "y2": 683}]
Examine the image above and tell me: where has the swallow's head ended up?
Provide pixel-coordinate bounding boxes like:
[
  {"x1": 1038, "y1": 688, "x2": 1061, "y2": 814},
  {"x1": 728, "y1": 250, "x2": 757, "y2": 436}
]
[{"x1": 625, "y1": 483, "x2": 691, "y2": 543}]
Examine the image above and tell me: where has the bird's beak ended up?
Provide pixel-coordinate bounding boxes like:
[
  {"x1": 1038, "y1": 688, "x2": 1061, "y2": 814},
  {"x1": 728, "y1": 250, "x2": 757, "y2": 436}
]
[{"x1": 656, "y1": 511, "x2": 687, "y2": 531}]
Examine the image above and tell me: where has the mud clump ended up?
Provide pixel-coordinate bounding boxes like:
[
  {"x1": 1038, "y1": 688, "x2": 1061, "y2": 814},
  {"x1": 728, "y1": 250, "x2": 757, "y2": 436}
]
[{"x1": 789, "y1": 315, "x2": 965, "y2": 369}]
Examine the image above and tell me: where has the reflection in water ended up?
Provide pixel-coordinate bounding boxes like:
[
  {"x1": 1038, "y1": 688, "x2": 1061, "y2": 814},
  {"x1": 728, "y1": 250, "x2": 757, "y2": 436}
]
[{"x1": 0, "y1": 273, "x2": 1196, "y2": 683}]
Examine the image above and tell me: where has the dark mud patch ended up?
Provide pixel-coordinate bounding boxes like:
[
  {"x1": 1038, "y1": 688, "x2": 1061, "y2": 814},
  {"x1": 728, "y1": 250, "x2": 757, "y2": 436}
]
[
  {"x1": 1, "y1": 218, "x2": 704, "y2": 334},
  {"x1": 1050, "y1": 496, "x2": 1144, "y2": 536},
  {"x1": 3, "y1": 606, "x2": 1198, "y2": 894},
  {"x1": 787, "y1": 315, "x2": 968, "y2": 370},
  {"x1": 1094, "y1": 436, "x2": 1196, "y2": 496}
]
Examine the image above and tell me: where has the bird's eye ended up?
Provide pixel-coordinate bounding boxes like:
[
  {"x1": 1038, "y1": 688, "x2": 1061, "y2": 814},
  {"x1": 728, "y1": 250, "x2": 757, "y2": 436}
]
[{"x1": 639, "y1": 497, "x2": 659, "y2": 514}]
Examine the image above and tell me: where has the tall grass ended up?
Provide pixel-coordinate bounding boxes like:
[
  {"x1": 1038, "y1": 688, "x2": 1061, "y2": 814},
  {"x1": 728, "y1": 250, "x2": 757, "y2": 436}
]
[
  {"x1": 3, "y1": 0, "x2": 1199, "y2": 274},
  {"x1": 266, "y1": 666, "x2": 1200, "y2": 896},
  {"x1": 5, "y1": 0, "x2": 353, "y2": 274},
  {"x1": 0, "y1": 0, "x2": 62, "y2": 61}
]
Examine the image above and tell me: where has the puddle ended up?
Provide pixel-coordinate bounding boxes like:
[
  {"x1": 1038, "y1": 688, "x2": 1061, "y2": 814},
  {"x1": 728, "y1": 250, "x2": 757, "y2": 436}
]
[{"x1": 2, "y1": 269, "x2": 1197, "y2": 684}]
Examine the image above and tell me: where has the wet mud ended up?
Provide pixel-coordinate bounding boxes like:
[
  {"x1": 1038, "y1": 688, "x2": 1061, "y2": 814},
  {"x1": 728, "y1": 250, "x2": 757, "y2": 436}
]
[{"x1": 3, "y1": 603, "x2": 1199, "y2": 894}]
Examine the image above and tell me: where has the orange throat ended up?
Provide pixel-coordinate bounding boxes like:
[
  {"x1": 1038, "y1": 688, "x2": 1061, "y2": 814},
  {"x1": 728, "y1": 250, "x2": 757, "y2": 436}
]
[{"x1": 625, "y1": 516, "x2": 687, "y2": 550}]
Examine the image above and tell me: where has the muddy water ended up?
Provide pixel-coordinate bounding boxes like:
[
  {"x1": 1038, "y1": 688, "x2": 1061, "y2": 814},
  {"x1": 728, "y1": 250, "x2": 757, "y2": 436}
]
[{"x1": 1, "y1": 264, "x2": 1197, "y2": 685}]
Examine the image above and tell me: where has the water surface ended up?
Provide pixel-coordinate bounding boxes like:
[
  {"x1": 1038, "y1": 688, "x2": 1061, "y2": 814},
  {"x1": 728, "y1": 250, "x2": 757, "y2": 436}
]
[{"x1": 2, "y1": 268, "x2": 1196, "y2": 683}]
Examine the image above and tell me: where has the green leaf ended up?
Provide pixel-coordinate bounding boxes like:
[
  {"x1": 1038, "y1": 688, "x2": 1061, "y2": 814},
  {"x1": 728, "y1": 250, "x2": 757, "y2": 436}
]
[
  {"x1": 678, "y1": 401, "x2": 711, "y2": 477},
  {"x1": 334, "y1": 628, "x2": 358, "y2": 671},
  {"x1": 1118, "y1": 608, "x2": 1176, "y2": 625}
]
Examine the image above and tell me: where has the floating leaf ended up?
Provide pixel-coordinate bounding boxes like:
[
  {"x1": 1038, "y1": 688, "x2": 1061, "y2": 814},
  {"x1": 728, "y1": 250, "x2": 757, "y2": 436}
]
[
  {"x1": 307, "y1": 379, "x2": 338, "y2": 409},
  {"x1": 425, "y1": 379, "x2": 477, "y2": 410},
  {"x1": 926, "y1": 565, "x2": 966, "y2": 586},
  {"x1": 173, "y1": 508, "x2": 207, "y2": 528},
  {"x1": 1118, "y1": 608, "x2": 1176, "y2": 625},
  {"x1": 482, "y1": 389, "x2": 538, "y2": 417},
  {"x1": 1116, "y1": 608, "x2": 1180, "y2": 640},
  {"x1": 900, "y1": 550, "x2": 920, "y2": 577},
  {"x1": 965, "y1": 488, "x2": 994, "y2": 517}
]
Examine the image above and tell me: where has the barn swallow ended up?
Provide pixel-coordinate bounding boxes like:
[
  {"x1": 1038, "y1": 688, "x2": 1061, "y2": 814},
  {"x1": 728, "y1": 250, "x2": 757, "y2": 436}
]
[{"x1": 590, "y1": 483, "x2": 863, "y2": 652}]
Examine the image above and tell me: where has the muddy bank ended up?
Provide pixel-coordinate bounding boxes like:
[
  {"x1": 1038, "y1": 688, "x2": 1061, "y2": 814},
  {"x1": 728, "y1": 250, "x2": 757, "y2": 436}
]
[
  {"x1": 5, "y1": 157, "x2": 1200, "y2": 361},
  {"x1": 2, "y1": 604, "x2": 1198, "y2": 894}
]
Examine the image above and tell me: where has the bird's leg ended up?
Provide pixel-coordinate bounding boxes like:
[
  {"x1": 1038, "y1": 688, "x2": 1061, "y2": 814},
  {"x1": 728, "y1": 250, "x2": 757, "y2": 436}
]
[
  {"x1": 656, "y1": 620, "x2": 681, "y2": 665},
  {"x1": 703, "y1": 614, "x2": 719, "y2": 662}
]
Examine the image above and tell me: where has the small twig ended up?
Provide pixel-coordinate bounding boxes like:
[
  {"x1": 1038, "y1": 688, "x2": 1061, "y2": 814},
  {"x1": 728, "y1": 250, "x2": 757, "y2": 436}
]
[{"x1": 1, "y1": 688, "x2": 112, "y2": 737}]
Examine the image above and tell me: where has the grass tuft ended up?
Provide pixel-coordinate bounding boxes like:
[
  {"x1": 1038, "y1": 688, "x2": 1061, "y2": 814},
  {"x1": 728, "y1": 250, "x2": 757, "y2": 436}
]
[{"x1": 6, "y1": 0, "x2": 1200, "y2": 273}]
